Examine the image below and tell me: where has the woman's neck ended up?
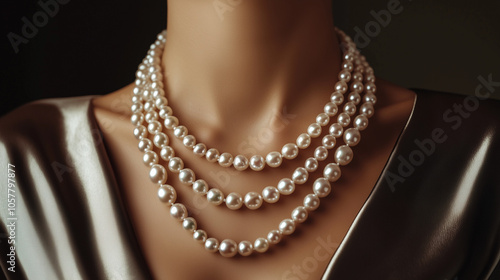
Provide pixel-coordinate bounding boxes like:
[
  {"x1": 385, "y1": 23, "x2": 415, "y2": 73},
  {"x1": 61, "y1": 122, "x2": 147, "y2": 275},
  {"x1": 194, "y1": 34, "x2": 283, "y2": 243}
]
[{"x1": 162, "y1": 0, "x2": 341, "y2": 133}]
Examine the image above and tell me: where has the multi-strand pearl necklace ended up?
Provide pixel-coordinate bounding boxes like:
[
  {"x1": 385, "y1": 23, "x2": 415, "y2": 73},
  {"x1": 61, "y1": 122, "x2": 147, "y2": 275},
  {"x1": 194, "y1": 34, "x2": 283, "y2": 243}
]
[{"x1": 130, "y1": 28, "x2": 377, "y2": 257}]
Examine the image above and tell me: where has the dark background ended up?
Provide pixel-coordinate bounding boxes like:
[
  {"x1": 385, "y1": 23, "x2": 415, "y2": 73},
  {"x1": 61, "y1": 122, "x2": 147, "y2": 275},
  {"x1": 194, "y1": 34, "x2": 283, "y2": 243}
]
[{"x1": 1, "y1": 0, "x2": 499, "y2": 116}]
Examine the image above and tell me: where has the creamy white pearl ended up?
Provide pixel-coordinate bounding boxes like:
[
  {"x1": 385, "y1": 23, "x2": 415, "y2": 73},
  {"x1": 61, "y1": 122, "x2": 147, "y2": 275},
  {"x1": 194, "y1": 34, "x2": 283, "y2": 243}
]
[
  {"x1": 179, "y1": 168, "x2": 195, "y2": 185},
  {"x1": 168, "y1": 157, "x2": 184, "y2": 173},
  {"x1": 193, "y1": 230, "x2": 207, "y2": 243},
  {"x1": 158, "y1": 106, "x2": 172, "y2": 119},
  {"x1": 193, "y1": 143, "x2": 207, "y2": 157},
  {"x1": 303, "y1": 194, "x2": 320, "y2": 211},
  {"x1": 205, "y1": 148, "x2": 220, "y2": 162},
  {"x1": 155, "y1": 96, "x2": 168, "y2": 109},
  {"x1": 173, "y1": 125, "x2": 188, "y2": 138},
  {"x1": 267, "y1": 230, "x2": 282, "y2": 245},
  {"x1": 334, "y1": 81, "x2": 348, "y2": 94},
  {"x1": 324, "y1": 102, "x2": 339, "y2": 117},
  {"x1": 291, "y1": 206, "x2": 308, "y2": 223},
  {"x1": 279, "y1": 219, "x2": 296, "y2": 235},
  {"x1": 143, "y1": 150, "x2": 159, "y2": 166},
  {"x1": 262, "y1": 186, "x2": 280, "y2": 203},
  {"x1": 360, "y1": 103, "x2": 374, "y2": 118},
  {"x1": 324, "y1": 163, "x2": 341, "y2": 182},
  {"x1": 249, "y1": 155, "x2": 265, "y2": 171},
  {"x1": 354, "y1": 115, "x2": 369, "y2": 131},
  {"x1": 277, "y1": 178, "x2": 295, "y2": 195},
  {"x1": 313, "y1": 178, "x2": 331, "y2": 198},
  {"x1": 233, "y1": 155, "x2": 249, "y2": 171},
  {"x1": 281, "y1": 143, "x2": 299, "y2": 160},
  {"x1": 147, "y1": 121, "x2": 162, "y2": 134},
  {"x1": 144, "y1": 111, "x2": 158, "y2": 123},
  {"x1": 218, "y1": 152, "x2": 233, "y2": 167},
  {"x1": 348, "y1": 92, "x2": 361, "y2": 105},
  {"x1": 182, "y1": 135, "x2": 196, "y2": 149},
  {"x1": 304, "y1": 157, "x2": 319, "y2": 172},
  {"x1": 296, "y1": 133, "x2": 312, "y2": 149},
  {"x1": 164, "y1": 116, "x2": 178, "y2": 129},
  {"x1": 153, "y1": 132, "x2": 169, "y2": 148},
  {"x1": 192, "y1": 179, "x2": 209, "y2": 195},
  {"x1": 322, "y1": 134, "x2": 337, "y2": 149},
  {"x1": 160, "y1": 146, "x2": 174, "y2": 161},
  {"x1": 207, "y1": 188, "x2": 224, "y2": 205},
  {"x1": 344, "y1": 128, "x2": 361, "y2": 146},
  {"x1": 182, "y1": 217, "x2": 197, "y2": 232},
  {"x1": 365, "y1": 82, "x2": 377, "y2": 95},
  {"x1": 316, "y1": 113, "x2": 330, "y2": 126},
  {"x1": 131, "y1": 113, "x2": 144, "y2": 126},
  {"x1": 307, "y1": 123, "x2": 322, "y2": 138},
  {"x1": 335, "y1": 145, "x2": 354, "y2": 165},
  {"x1": 314, "y1": 146, "x2": 328, "y2": 161},
  {"x1": 351, "y1": 81, "x2": 364, "y2": 94},
  {"x1": 204, "y1": 238, "x2": 219, "y2": 253},
  {"x1": 133, "y1": 125, "x2": 147, "y2": 140},
  {"x1": 149, "y1": 164, "x2": 167, "y2": 184},
  {"x1": 254, "y1": 238, "x2": 269, "y2": 253},
  {"x1": 343, "y1": 101, "x2": 357, "y2": 116},
  {"x1": 338, "y1": 69, "x2": 351, "y2": 82},
  {"x1": 158, "y1": 184, "x2": 176, "y2": 204},
  {"x1": 238, "y1": 241, "x2": 253, "y2": 256},
  {"x1": 292, "y1": 167, "x2": 308, "y2": 185},
  {"x1": 352, "y1": 72, "x2": 363, "y2": 82},
  {"x1": 244, "y1": 192, "x2": 263, "y2": 209},
  {"x1": 170, "y1": 203, "x2": 187, "y2": 220},
  {"x1": 330, "y1": 91, "x2": 344, "y2": 105},
  {"x1": 329, "y1": 123, "x2": 343, "y2": 138},
  {"x1": 225, "y1": 193, "x2": 243, "y2": 210},
  {"x1": 342, "y1": 61, "x2": 353, "y2": 72},
  {"x1": 337, "y1": 112, "x2": 351, "y2": 127},
  {"x1": 266, "y1": 151, "x2": 282, "y2": 168},
  {"x1": 219, "y1": 239, "x2": 238, "y2": 257}
]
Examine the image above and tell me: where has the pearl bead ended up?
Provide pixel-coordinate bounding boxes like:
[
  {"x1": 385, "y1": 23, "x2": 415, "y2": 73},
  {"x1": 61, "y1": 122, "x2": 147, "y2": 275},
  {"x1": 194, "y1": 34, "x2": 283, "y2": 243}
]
[
  {"x1": 173, "y1": 125, "x2": 188, "y2": 138},
  {"x1": 207, "y1": 188, "x2": 224, "y2": 205},
  {"x1": 225, "y1": 193, "x2": 243, "y2": 210},
  {"x1": 133, "y1": 125, "x2": 147, "y2": 140},
  {"x1": 249, "y1": 155, "x2": 266, "y2": 171},
  {"x1": 143, "y1": 150, "x2": 159, "y2": 166},
  {"x1": 354, "y1": 115, "x2": 369, "y2": 131},
  {"x1": 278, "y1": 219, "x2": 295, "y2": 235},
  {"x1": 131, "y1": 113, "x2": 144, "y2": 126},
  {"x1": 316, "y1": 113, "x2": 330, "y2": 126},
  {"x1": 147, "y1": 121, "x2": 162, "y2": 134},
  {"x1": 324, "y1": 102, "x2": 338, "y2": 117},
  {"x1": 329, "y1": 123, "x2": 343, "y2": 138},
  {"x1": 291, "y1": 206, "x2": 308, "y2": 223},
  {"x1": 281, "y1": 143, "x2": 299, "y2": 160},
  {"x1": 351, "y1": 81, "x2": 364, "y2": 94},
  {"x1": 164, "y1": 116, "x2": 179, "y2": 129},
  {"x1": 266, "y1": 151, "x2": 282, "y2": 168},
  {"x1": 182, "y1": 217, "x2": 197, "y2": 232},
  {"x1": 324, "y1": 163, "x2": 341, "y2": 182},
  {"x1": 170, "y1": 203, "x2": 187, "y2": 220},
  {"x1": 344, "y1": 128, "x2": 361, "y2": 146},
  {"x1": 277, "y1": 178, "x2": 295, "y2": 195},
  {"x1": 168, "y1": 157, "x2": 184, "y2": 173},
  {"x1": 244, "y1": 192, "x2": 263, "y2": 209},
  {"x1": 343, "y1": 101, "x2": 357, "y2": 116},
  {"x1": 267, "y1": 230, "x2": 282, "y2": 245},
  {"x1": 348, "y1": 92, "x2": 361, "y2": 105},
  {"x1": 352, "y1": 72, "x2": 363, "y2": 82},
  {"x1": 158, "y1": 184, "x2": 176, "y2": 204},
  {"x1": 314, "y1": 146, "x2": 328, "y2": 161},
  {"x1": 193, "y1": 230, "x2": 207, "y2": 243},
  {"x1": 303, "y1": 194, "x2": 320, "y2": 211},
  {"x1": 307, "y1": 123, "x2": 322, "y2": 138},
  {"x1": 296, "y1": 133, "x2": 311, "y2": 149},
  {"x1": 334, "y1": 81, "x2": 348, "y2": 94},
  {"x1": 158, "y1": 106, "x2": 172, "y2": 119},
  {"x1": 313, "y1": 178, "x2": 331, "y2": 198},
  {"x1": 179, "y1": 168, "x2": 195, "y2": 185},
  {"x1": 155, "y1": 96, "x2": 168, "y2": 109},
  {"x1": 144, "y1": 110, "x2": 158, "y2": 123},
  {"x1": 193, "y1": 143, "x2": 207, "y2": 157},
  {"x1": 254, "y1": 238, "x2": 269, "y2": 253},
  {"x1": 131, "y1": 102, "x2": 143, "y2": 113},
  {"x1": 360, "y1": 103, "x2": 374, "y2": 118},
  {"x1": 160, "y1": 146, "x2": 175, "y2": 161},
  {"x1": 304, "y1": 157, "x2": 319, "y2": 172},
  {"x1": 365, "y1": 82, "x2": 377, "y2": 95},
  {"x1": 262, "y1": 186, "x2": 280, "y2": 203},
  {"x1": 292, "y1": 167, "x2": 308, "y2": 185},
  {"x1": 338, "y1": 69, "x2": 351, "y2": 82},
  {"x1": 182, "y1": 135, "x2": 196, "y2": 149},
  {"x1": 330, "y1": 91, "x2": 344, "y2": 105},
  {"x1": 219, "y1": 239, "x2": 238, "y2": 257},
  {"x1": 144, "y1": 101, "x2": 154, "y2": 111},
  {"x1": 238, "y1": 241, "x2": 253, "y2": 257},
  {"x1": 218, "y1": 152, "x2": 233, "y2": 167},
  {"x1": 192, "y1": 179, "x2": 209, "y2": 195},
  {"x1": 322, "y1": 134, "x2": 337, "y2": 149},
  {"x1": 205, "y1": 238, "x2": 219, "y2": 253},
  {"x1": 342, "y1": 61, "x2": 353, "y2": 72},
  {"x1": 153, "y1": 132, "x2": 169, "y2": 148},
  {"x1": 335, "y1": 145, "x2": 354, "y2": 165},
  {"x1": 149, "y1": 164, "x2": 167, "y2": 184},
  {"x1": 205, "y1": 148, "x2": 220, "y2": 162},
  {"x1": 337, "y1": 112, "x2": 351, "y2": 127},
  {"x1": 233, "y1": 155, "x2": 249, "y2": 171}
]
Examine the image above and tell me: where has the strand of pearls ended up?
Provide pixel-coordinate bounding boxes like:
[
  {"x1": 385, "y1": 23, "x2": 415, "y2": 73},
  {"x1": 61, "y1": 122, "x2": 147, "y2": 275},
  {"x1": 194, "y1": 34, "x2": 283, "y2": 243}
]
[{"x1": 131, "y1": 28, "x2": 377, "y2": 257}]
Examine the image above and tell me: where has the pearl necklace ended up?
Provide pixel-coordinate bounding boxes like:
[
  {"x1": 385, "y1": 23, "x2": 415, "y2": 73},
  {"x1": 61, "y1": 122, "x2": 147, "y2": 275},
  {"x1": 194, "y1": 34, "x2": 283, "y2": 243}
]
[{"x1": 130, "y1": 28, "x2": 377, "y2": 257}]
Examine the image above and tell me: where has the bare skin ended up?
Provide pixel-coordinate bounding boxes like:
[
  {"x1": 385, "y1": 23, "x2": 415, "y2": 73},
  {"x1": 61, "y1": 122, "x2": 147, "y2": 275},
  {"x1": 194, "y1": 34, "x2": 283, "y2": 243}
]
[{"x1": 92, "y1": 1, "x2": 416, "y2": 279}]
